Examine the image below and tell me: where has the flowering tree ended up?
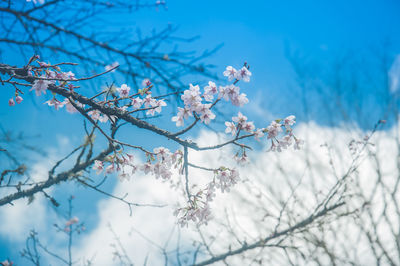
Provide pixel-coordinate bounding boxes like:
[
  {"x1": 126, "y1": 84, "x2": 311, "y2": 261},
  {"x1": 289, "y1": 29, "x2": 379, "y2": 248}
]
[
  {"x1": 1, "y1": 55, "x2": 303, "y2": 225},
  {"x1": 1, "y1": 1, "x2": 392, "y2": 266}
]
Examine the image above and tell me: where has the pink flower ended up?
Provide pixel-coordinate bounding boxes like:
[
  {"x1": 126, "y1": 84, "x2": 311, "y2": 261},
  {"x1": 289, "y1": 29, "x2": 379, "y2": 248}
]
[
  {"x1": 44, "y1": 99, "x2": 65, "y2": 110},
  {"x1": 232, "y1": 112, "x2": 247, "y2": 125},
  {"x1": 266, "y1": 121, "x2": 283, "y2": 139},
  {"x1": 254, "y1": 129, "x2": 264, "y2": 140},
  {"x1": 223, "y1": 66, "x2": 237, "y2": 81},
  {"x1": 154, "y1": 147, "x2": 171, "y2": 161},
  {"x1": 242, "y1": 121, "x2": 255, "y2": 132},
  {"x1": 117, "y1": 84, "x2": 131, "y2": 98},
  {"x1": 105, "y1": 164, "x2": 115, "y2": 174},
  {"x1": 171, "y1": 113, "x2": 184, "y2": 127},
  {"x1": 131, "y1": 97, "x2": 143, "y2": 109},
  {"x1": 57, "y1": 71, "x2": 76, "y2": 80},
  {"x1": 142, "y1": 78, "x2": 151, "y2": 87},
  {"x1": 64, "y1": 99, "x2": 84, "y2": 113},
  {"x1": 88, "y1": 110, "x2": 101, "y2": 121},
  {"x1": 15, "y1": 96, "x2": 23, "y2": 104},
  {"x1": 143, "y1": 95, "x2": 155, "y2": 108},
  {"x1": 93, "y1": 160, "x2": 104, "y2": 174},
  {"x1": 225, "y1": 121, "x2": 236, "y2": 136},
  {"x1": 278, "y1": 135, "x2": 293, "y2": 150},
  {"x1": 203, "y1": 81, "x2": 218, "y2": 101},
  {"x1": 200, "y1": 110, "x2": 215, "y2": 124},
  {"x1": 30, "y1": 79, "x2": 50, "y2": 96},
  {"x1": 235, "y1": 67, "x2": 252, "y2": 82},
  {"x1": 172, "y1": 107, "x2": 191, "y2": 127},
  {"x1": 140, "y1": 162, "x2": 153, "y2": 174},
  {"x1": 234, "y1": 152, "x2": 248, "y2": 165},
  {"x1": 181, "y1": 84, "x2": 202, "y2": 109},
  {"x1": 146, "y1": 99, "x2": 167, "y2": 115},
  {"x1": 231, "y1": 93, "x2": 249, "y2": 107},
  {"x1": 65, "y1": 216, "x2": 79, "y2": 227},
  {"x1": 218, "y1": 85, "x2": 229, "y2": 100},
  {"x1": 8, "y1": 98, "x2": 15, "y2": 106},
  {"x1": 284, "y1": 115, "x2": 296, "y2": 130}
]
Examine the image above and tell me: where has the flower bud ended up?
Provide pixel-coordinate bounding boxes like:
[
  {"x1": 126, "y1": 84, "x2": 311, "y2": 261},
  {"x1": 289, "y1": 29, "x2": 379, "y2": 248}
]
[
  {"x1": 8, "y1": 98, "x2": 15, "y2": 106},
  {"x1": 15, "y1": 95, "x2": 23, "y2": 104}
]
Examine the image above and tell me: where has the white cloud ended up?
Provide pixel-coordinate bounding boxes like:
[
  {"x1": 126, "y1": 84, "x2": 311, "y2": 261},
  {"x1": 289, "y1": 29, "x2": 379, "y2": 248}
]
[
  {"x1": 74, "y1": 121, "x2": 400, "y2": 265},
  {"x1": 389, "y1": 54, "x2": 400, "y2": 93},
  {"x1": 2, "y1": 121, "x2": 398, "y2": 265}
]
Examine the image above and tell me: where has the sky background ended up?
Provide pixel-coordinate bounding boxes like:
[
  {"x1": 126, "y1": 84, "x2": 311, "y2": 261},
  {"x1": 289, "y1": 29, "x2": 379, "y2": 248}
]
[{"x1": 0, "y1": 0, "x2": 399, "y2": 264}]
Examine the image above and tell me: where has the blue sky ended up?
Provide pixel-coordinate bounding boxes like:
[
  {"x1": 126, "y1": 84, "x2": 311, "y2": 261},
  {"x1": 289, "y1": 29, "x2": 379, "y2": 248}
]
[{"x1": 0, "y1": 0, "x2": 399, "y2": 264}]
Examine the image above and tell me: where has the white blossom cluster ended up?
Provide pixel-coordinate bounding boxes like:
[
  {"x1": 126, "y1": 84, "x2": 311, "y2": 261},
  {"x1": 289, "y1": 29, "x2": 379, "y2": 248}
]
[
  {"x1": 93, "y1": 148, "x2": 183, "y2": 182},
  {"x1": 266, "y1": 115, "x2": 304, "y2": 151},
  {"x1": 174, "y1": 167, "x2": 240, "y2": 227},
  {"x1": 9, "y1": 58, "x2": 77, "y2": 108},
  {"x1": 92, "y1": 153, "x2": 136, "y2": 182},
  {"x1": 139, "y1": 148, "x2": 183, "y2": 180},
  {"x1": 8, "y1": 58, "x2": 303, "y2": 227},
  {"x1": 171, "y1": 65, "x2": 251, "y2": 127}
]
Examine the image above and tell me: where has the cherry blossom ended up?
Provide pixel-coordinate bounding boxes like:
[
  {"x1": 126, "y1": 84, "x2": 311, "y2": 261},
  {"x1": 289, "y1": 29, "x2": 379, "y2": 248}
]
[
  {"x1": 64, "y1": 98, "x2": 84, "y2": 113},
  {"x1": 235, "y1": 66, "x2": 252, "y2": 82},
  {"x1": 215, "y1": 168, "x2": 240, "y2": 193},
  {"x1": 200, "y1": 109, "x2": 216, "y2": 124},
  {"x1": 105, "y1": 164, "x2": 115, "y2": 174},
  {"x1": 223, "y1": 66, "x2": 237, "y2": 81},
  {"x1": 172, "y1": 107, "x2": 191, "y2": 127},
  {"x1": 146, "y1": 99, "x2": 167, "y2": 116},
  {"x1": 232, "y1": 111, "x2": 247, "y2": 125},
  {"x1": 266, "y1": 120, "x2": 283, "y2": 139},
  {"x1": 219, "y1": 85, "x2": 248, "y2": 106},
  {"x1": 153, "y1": 162, "x2": 172, "y2": 179},
  {"x1": 44, "y1": 98, "x2": 65, "y2": 110},
  {"x1": 4, "y1": 58, "x2": 303, "y2": 228},
  {"x1": 171, "y1": 113, "x2": 184, "y2": 127},
  {"x1": 140, "y1": 162, "x2": 154, "y2": 175},
  {"x1": 131, "y1": 97, "x2": 143, "y2": 109},
  {"x1": 234, "y1": 151, "x2": 248, "y2": 165},
  {"x1": 181, "y1": 84, "x2": 202, "y2": 108},
  {"x1": 8, "y1": 98, "x2": 15, "y2": 106},
  {"x1": 254, "y1": 128, "x2": 265, "y2": 140},
  {"x1": 88, "y1": 110, "x2": 101, "y2": 121},
  {"x1": 284, "y1": 115, "x2": 296, "y2": 130},
  {"x1": 93, "y1": 160, "x2": 104, "y2": 174},
  {"x1": 117, "y1": 84, "x2": 131, "y2": 98},
  {"x1": 142, "y1": 78, "x2": 152, "y2": 87},
  {"x1": 242, "y1": 121, "x2": 255, "y2": 132},
  {"x1": 143, "y1": 94, "x2": 155, "y2": 108},
  {"x1": 56, "y1": 71, "x2": 76, "y2": 80},
  {"x1": 278, "y1": 135, "x2": 293, "y2": 150},
  {"x1": 225, "y1": 121, "x2": 236, "y2": 136},
  {"x1": 15, "y1": 96, "x2": 23, "y2": 104},
  {"x1": 154, "y1": 147, "x2": 172, "y2": 161},
  {"x1": 65, "y1": 216, "x2": 79, "y2": 227},
  {"x1": 30, "y1": 79, "x2": 50, "y2": 96},
  {"x1": 231, "y1": 92, "x2": 249, "y2": 107},
  {"x1": 88, "y1": 110, "x2": 114, "y2": 123},
  {"x1": 203, "y1": 81, "x2": 218, "y2": 101},
  {"x1": 176, "y1": 203, "x2": 212, "y2": 227}
]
